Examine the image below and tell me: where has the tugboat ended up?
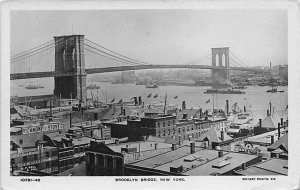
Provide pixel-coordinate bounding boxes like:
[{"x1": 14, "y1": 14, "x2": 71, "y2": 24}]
[{"x1": 266, "y1": 86, "x2": 284, "y2": 93}]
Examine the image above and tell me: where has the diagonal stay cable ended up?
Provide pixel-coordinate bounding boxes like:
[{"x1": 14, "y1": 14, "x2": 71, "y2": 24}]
[
  {"x1": 84, "y1": 43, "x2": 143, "y2": 66},
  {"x1": 85, "y1": 38, "x2": 149, "y2": 65}
]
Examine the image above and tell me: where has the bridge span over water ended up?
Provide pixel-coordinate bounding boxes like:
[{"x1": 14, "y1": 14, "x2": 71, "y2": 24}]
[{"x1": 10, "y1": 64, "x2": 261, "y2": 80}]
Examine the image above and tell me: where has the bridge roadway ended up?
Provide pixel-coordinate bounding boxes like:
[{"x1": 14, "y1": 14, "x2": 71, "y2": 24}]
[{"x1": 10, "y1": 64, "x2": 262, "y2": 80}]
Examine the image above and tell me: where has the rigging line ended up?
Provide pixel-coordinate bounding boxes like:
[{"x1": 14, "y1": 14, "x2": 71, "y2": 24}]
[
  {"x1": 11, "y1": 39, "x2": 54, "y2": 59},
  {"x1": 84, "y1": 43, "x2": 143, "y2": 66},
  {"x1": 85, "y1": 38, "x2": 149, "y2": 65},
  {"x1": 11, "y1": 37, "x2": 66, "y2": 61},
  {"x1": 11, "y1": 38, "x2": 72, "y2": 63},
  {"x1": 84, "y1": 48, "x2": 139, "y2": 66}
]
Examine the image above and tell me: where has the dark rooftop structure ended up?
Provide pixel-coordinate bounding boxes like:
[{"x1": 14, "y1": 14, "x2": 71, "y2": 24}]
[{"x1": 235, "y1": 158, "x2": 288, "y2": 176}]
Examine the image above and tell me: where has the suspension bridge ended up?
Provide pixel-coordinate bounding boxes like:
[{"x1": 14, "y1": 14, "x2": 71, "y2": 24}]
[{"x1": 10, "y1": 34, "x2": 263, "y2": 102}]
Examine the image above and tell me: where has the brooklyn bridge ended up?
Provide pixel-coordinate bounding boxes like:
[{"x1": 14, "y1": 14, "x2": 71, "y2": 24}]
[{"x1": 10, "y1": 35, "x2": 264, "y2": 102}]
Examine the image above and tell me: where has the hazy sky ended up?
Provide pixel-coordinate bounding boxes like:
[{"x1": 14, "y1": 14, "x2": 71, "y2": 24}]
[{"x1": 11, "y1": 10, "x2": 287, "y2": 68}]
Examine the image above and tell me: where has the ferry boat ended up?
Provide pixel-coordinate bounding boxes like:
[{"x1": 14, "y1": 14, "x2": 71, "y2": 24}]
[
  {"x1": 266, "y1": 86, "x2": 284, "y2": 93},
  {"x1": 25, "y1": 82, "x2": 44, "y2": 89},
  {"x1": 204, "y1": 89, "x2": 245, "y2": 94},
  {"x1": 232, "y1": 85, "x2": 247, "y2": 90},
  {"x1": 87, "y1": 83, "x2": 100, "y2": 90}
]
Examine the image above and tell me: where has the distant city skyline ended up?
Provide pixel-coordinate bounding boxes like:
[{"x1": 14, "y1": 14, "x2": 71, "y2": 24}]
[{"x1": 11, "y1": 10, "x2": 287, "y2": 67}]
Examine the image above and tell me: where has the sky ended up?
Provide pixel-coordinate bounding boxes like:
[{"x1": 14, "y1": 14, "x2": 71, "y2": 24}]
[{"x1": 10, "y1": 9, "x2": 287, "y2": 69}]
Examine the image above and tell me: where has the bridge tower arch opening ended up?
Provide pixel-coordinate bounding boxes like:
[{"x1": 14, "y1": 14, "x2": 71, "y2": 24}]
[
  {"x1": 54, "y1": 35, "x2": 87, "y2": 103},
  {"x1": 211, "y1": 47, "x2": 230, "y2": 83}
]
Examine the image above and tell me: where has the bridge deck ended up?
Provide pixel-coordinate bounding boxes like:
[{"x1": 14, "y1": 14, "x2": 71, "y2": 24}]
[{"x1": 10, "y1": 65, "x2": 262, "y2": 80}]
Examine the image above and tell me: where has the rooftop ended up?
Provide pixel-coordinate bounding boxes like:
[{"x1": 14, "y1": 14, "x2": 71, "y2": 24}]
[
  {"x1": 129, "y1": 145, "x2": 202, "y2": 169},
  {"x1": 236, "y1": 158, "x2": 288, "y2": 176},
  {"x1": 183, "y1": 152, "x2": 258, "y2": 176},
  {"x1": 108, "y1": 141, "x2": 172, "y2": 153},
  {"x1": 245, "y1": 129, "x2": 288, "y2": 146}
]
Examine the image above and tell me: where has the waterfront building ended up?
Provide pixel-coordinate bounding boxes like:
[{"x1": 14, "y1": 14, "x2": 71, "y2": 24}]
[
  {"x1": 10, "y1": 140, "x2": 58, "y2": 175},
  {"x1": 85, "y1": 140, "x2": 173, "y2": 176},
  {"x1": 44, "y1": 132, "x2": 75, "y2": 173}
]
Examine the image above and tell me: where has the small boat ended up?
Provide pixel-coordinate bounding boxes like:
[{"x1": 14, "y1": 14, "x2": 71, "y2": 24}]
[
  {"x1": 25, "y1": 81, "x2": 44, "y2": 89},
  {"x1": 145, "y1": 83, "x2": 158, "y2": 88},
  {"x1": 258, "y1": 82, "x2": 268, "y2": 86},
  {"x1": 204, "y1": 89, "x2": 245, "y2": 94},
  {"x1": 266, "y1": 86, "x2": 284, "y2": 93},
  {"x1": 87, "y1": 83, "x2": 100, "y2": 90},
  {"x1": 232, "y1": 85, "x2": 247, "y2": 89}
]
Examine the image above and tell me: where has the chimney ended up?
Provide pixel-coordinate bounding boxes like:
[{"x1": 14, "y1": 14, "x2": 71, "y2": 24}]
[
  {"x1": 199, "y1": 108, "x2": 203, "y2": 118},
  {"x1": 259, "y1": 119, "x2": 262, "y2": 127},
  {"x1": 206, "y1": 110, "x2": 208, "y2": 117},
  {"x1": 172, "y1": 144, "x2": 176, "y2": 151},
  {"x1": 154, "y1": 143, "x2": 158, "y2": 150},
  {"x1": 242, "y1": 163, "x2": 246, "y2": 170},
  {"x1": 221, "y1": 131, "x2": 224, "y2": 141},
  {"x1": 269, "y1": 102, "x2": 272, "y2": 116},
  {"x1": 182, "y1": 101, "x2": 186, "y2": 110},
  {"x1": 138, "y1": 96, "x2": 142, "y2": 105},
  {"x1": 183, "y1": 113, "x2": 188, "y2": 119},
  {"x1": 278, "y1": 123, "x2": 281, "y2": 138},
  {"x1": 244, "y1": 106, "x2": 246, "y2": 113},
  {"x1": 123, "y1": 108, "x2": 126, "y2": 116},
  {"x1": 271, "y1": 135, "x2": 274, "y2": 144},
  {"x1": 267, "y1": 110, "x2": 270, "y2": 117},
  {"x1": 190, "y1": 142, "x2": 195, "y2": 154},
  {"x1": 115, "y1": 139, "x2": 119, "y2": 145},
  {"x1": 218, "y1": 150, "x2": 223, "y2": 157},
  {"x1": 281, "y1": 118, "x2": 283, "y2": 127},
  {"x1": 226, "y1": 100, "x2": 229, "y2": 116},
  {"x1": 134, "y1": 97, "x2": 138, "y2": 105}
]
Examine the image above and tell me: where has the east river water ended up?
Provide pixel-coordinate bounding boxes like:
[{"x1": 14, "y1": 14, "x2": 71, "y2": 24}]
[{"x1": 11, "y1": 78, "x2": 288, "y2": 124}]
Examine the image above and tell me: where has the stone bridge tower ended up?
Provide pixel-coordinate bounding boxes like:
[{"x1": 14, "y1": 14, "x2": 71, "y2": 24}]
[
  {"x1": 53, "y1": 35, "x2": 87, "y2": 103},
  {"x1": 211, "y1": 47, "x2": 230, "y2": 83}
]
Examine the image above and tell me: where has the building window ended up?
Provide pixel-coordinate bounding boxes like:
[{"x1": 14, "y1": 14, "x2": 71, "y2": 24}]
[
  {"x1": 52, "y1": 151, "x2": 57, "y2": 156},
  {"x1": 163, "y1": 122, "x2": 165, "y2": 127},
  {"x1": 168, "y1": 130, "x2": 170, "y2": 135},
  {"x1": 168, "y1": 121, "x2": 170, "y2": 126},
  {"x1": 173, "y1": 129, "x2": 175, "y2": 134},
  {"x1": 23, "y1": 156, "x2": 27, "y2": 162},
  {"x1": 158, "y1": 132, "x2": 161, "y2": 137},
  {"x1": 46, "y1": 152, "x2": 50, "y2": 158},
  {"x1": 46, "y1": 161, "x2": 50, "y2": 168},
  {"x1": 157, "y1": 122, "x2": 160, "y2": 128},
  {"x1": 75, "y1": 148, "x2": 79, "y2": 154},
  {"x1": 173, "y1": 120, "x2": 175, "y2": 125},
  {"x1": 19, "y1": 139, "x2": 23, "y2": 145},
  {"x1": 34, "y1": 154, "x2": 38, "y2": 160},
  {"x1": 178, "y1": 128, "x2": 181, "y2": 133}
]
